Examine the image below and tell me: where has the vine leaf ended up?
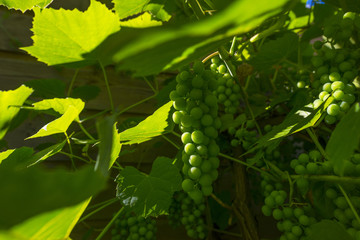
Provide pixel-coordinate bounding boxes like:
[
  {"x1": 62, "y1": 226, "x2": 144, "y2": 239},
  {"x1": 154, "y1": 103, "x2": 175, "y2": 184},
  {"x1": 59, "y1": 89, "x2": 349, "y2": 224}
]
[
  {"x1": 116, "y1": 157, "x2": 182, "y2": 217},
  {"x1": 26, "y1": 105, "x2": 79, "y2": 139},
  {"x1": 113, "y1": 0, "x2": 150, "y2": 19},
  {"x1": 307, "y1": 220, "x2": 353, "y2": 240},
  {"x1": 0, "y1": 199, "x2": 90, "y2": 240},
  {"x1": 22, "y1": 0, "x2": 120, "y2": 67},
  {"x1": 95, "y1": 115, "x2": 121, "y2": 177},
  {"x1": 0, "y1": 0, "x2": 53, "y2": 12},
  {"x1": 0, "y1": 148, "x2": 106, "y2": 229},
  {"x1": 0, "y1": 85, "x2": 33, "y2": 140},
  {"x1": 326, "y1": 103, "x2": 360, "y2": 176},
  {"x1": 31, "y1": 98, "x2": 85, "y2": 120},
  {"x1": 120, "y1": 12, "x2": 163, "y2": 28},
  {"x1": 251, "y1": 97, "x2": 333, "y2": 152},
  {"x1": 87, "y1": 0, "x2": 289, "y2": 76},
  {"x1": 28, "y1": 141, "x2": 66, "y2": 166},
  {"x1": 120, "y1": 101, "x2": 173, "y2": 145}
]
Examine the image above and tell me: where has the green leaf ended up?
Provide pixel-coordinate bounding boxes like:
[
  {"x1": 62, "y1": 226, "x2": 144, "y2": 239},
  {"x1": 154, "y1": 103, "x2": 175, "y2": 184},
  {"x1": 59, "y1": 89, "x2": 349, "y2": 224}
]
[
  {"x1": 307, "y1": 220, "x2": 353, "y2": 240},
  {"x1": 27, "y1": 105, "x2": 80, "y2": 139},
  {"x1": 252, "y1": 98, "x2": 333, "y2": 152},
  {"x1": 249, "y1": 32, "x2": 299, "y2": 70},
  {"x1": 0, "y1": 148, "x2": 106, "y2": 229},
  {"x1": 116, "y1": 157, "x2": 182, "y2": 217},
  {"x1": 95, "y1": 115, "x2": 121, "y2": 177},
  {"x1": 326, "y1": 103, "x2": 360, "y2": 176},
  {"x1": 0, "y1": 85, "x2": 33, "y2": 140},
  {"x1": 120, "y1": 12, "x2": 163, "y2": 28},
  {"x1": 24, "y1": 79, "x2": 66, "y2": 99},
  {"x1": 113, "y1": 0, "x2": 150, "y2": 19},
  {"x1": 0, "y1": 149, "x2": 15, "y2": 165},
  {"x1": 0, "y1": 0, "x2": 53, "y2": 12},
  {"x1": 0, "y1": 199, "x2": 90, "y2": 240},
  {"x1": 87, "y1": 0, "x2": 289, "y2": 76},
  {"x1": 27, "y1": 141, "x2": 66, "y2": 166},
  {"x1": 31, "y1": 98, "x2": 84, "y2": 116},
  {"x1": 120, "y1": 101, "x2": 173, "y2": 144},
  {"x1": 22, "y1": 0, "x2": 120, "y2": 67}
]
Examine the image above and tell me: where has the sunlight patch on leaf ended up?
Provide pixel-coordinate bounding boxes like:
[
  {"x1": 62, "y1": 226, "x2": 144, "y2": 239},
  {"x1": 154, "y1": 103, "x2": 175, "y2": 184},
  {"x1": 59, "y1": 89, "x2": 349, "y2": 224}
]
[{"x1": 0, "y1": 0, "x2": 53, "y2": 12}]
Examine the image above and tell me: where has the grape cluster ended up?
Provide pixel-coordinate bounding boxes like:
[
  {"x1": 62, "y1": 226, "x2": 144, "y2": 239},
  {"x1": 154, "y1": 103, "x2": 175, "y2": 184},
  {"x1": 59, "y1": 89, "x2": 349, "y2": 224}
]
[
  {"x1": 210, "y1": 56, "x2": 242, "y2": 114},
  {"x1": 326, "y1": 187, "x2": 360, "y2": 239},
  {"x1": 228, "y1": 119, "x2": 258, "y2": 151},
  {"x1": 111, "y1": 210, "x2": 157, "y2": 240},
  {"x1": 309, "y1": 12, "x2": 359, "y2": 124},
  {"x1": 168, "y1": 191, "x2": 207, "y2": 239},
  {"x1": 170, "y1": 61, "x2": 221, "y2": 202}
]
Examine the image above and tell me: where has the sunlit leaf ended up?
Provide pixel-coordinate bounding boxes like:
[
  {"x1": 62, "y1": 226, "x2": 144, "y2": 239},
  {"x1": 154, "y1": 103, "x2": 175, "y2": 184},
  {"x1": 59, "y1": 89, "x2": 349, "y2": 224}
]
[
  {"x1": 0, "y1": 0, "x2": 53, "y2": 12},
  {"x1": 120, "y1": 101, "x2": 173, "y2": 144},
  {"x1": 27, "y1": 141, "x2": 66, "y2": 166},
  {"x1": 0, "y1": 85, "x2": 33, "y2": 140},
  {"x1": 22, "y1": 0, "x2": 120, "y2": 67}
]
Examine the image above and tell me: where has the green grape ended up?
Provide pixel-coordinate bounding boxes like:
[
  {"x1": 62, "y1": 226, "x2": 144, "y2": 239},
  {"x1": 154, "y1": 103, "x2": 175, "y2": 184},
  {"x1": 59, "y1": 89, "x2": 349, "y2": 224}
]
[
  {"x1": 189, "y1": 88, "x2": 203, "y2": 100},
  {"x1": 218, "y1": 65, "x2": 227, "y2": 74},
  {"x1": 331, "y1": 81, "x2": 345, "y2": 91},
  {"x1": 333, "y1": 90, "x2": 345, "y2": 100},
  {"x1": 298, "y1": 153, "x2": 309, "y2": 164},
  {"x1": 181, "y1": 132, "x2": 192, "y2": 144},
  {"x1": 335, "y1": 196, "x2": 348, "y2": 209},
  {"x1": 201, "y1": 114, "x2": 213, "y2": 126},
  {"x1": 313, "y1": 40, "x2": 323, "y2": 50},
  {"x1": 170, "y1": 90, "x2": 180, "y2": 101},
  {"x1": 326, "y1": 188, "x2": 338, "y2": 199},
  {"x1": 275, "y1": 195, "x2": 286, "y2": 205},
  {"x1": 190, "y1": 107, "x2": 203, "y2": 120},
  {"x1": 344, "y1": 93, "x2": 355, "y2": 104},
  {"x1": 298, "y1": 215, "x2": 310, "y2": 226},
  {"x1": 327, "y1": 103, "x2": 341, "y2": 116},
  {"x1": 188, "y1": 189, "x2": 203, "y2": 204},
  {"x1": 325, "y1": 115, "x2": 337, "y2": 124},
  {"x1": 189, "y1": 155, "x2": 202, "y2": 167},
  {"x1": 340, "y1": 101, "x2": 350, "y2": 111},
  {"x1": 192, "y1": 75, "x2": 204, "y2": 88},
  {"x1": 311, "y1": 56, "x2": 323, "y2": 67},
  {"x1": 294, "y1": 208, "x2": 304, "y2": 218},
  {"x1": 205, "y1": 94, "x2": 217, "y2": 106},
  {"x1": 273, "y1": 208, "x2": 283, "y2": 220},
  {"x1": 188, "y1": 167, "x2": 202, "y2": 180},
  {"x1": 172, "y1": 111, "x2": 183, "y2": 124},
  {"x1": 181, "y1": 114, "x2": 193, "y2": 127},
  {"x1": 320, "y1": 74, "x2": 330, "y2": 84},
  {"x1": 329, "y1": 72, "x2": 341, "y2": 82},
  {"x1": 184, "y1": 143, "x2": 196, "y2": 155},
  {"x1": 199, "y1": 174, "x2": 212, "y2": 186},
  {"x1": 208, "y1": 142, "x2": 220, "y2": 157},
  {"x1": 295, "y1": 165, "x2": 307, "y2": 175},
  {"x1": 204, "y1": 126, "x2": 218, "y2": 138},
  {"x1": 291, "y1": 159, "x2": 300, "y2": 169},
  {"x1": 306, "y1": 162, "x2": 318, "y2": 174},
  {"x1": 283, "y1": 220, "x2": 294, "y2": 232},
  {"x1": 292, "y1": 225, "x2": 303, "y2": 237},
  {"x1": 201, "y1": 185, "x2": 213, "y2": 196},
  {"x1": 309, "y1": 150, "x2": 321, "y2": 161},
  {"x1": 265, "y1": 196, "x2": 276, "y2": 208},
  {"x1": 193, "y1": 61, "x2": 205, "y2": 73},
  {"x1": 283, "y1": 207, "x2": 294, "y2": 218},
  {"x1": 323, "y1": 82, "x2": 332, "y2": 92},
  {"x1": 176, "y1": 84, "x2": 189, "y2": 96},
  {"x1": 200, "y1": 161, "x2": 212, "y2": 172},
  {"x1": 262, "y1": 205, "x2": 272, "y2": 216},
  {"x1": 297, "y1": 81, "x2": 306, "y2": 88},
  {"x1": 319, "y1": 91, "x2": 330, "y2": 101},
  {"x1": 196, "y1": 145, "x2": 208, "y2": 156},
  {"x1": 191, "y1": 130, "x2": 204, "y2": 144}
]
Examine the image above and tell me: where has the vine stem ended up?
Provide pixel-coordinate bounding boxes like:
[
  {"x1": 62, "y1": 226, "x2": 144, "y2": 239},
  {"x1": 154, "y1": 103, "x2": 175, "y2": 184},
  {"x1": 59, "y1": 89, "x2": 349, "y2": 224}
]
[
  {"x1": 306, "y1": 128, "x2": 328, "y2": 160},
  {"x1": 209, "y1": 227, "x2": 242, "y2": 238},
  {"x1": 64, "y1": 132, "x2": 76, "y2": 170},
  {"x1": 218, "y1": 153, "x2": 272, "y2": 178},
  {"x1": 162, "y1": 134, "x2": 180, "y2": 150},
  {"x1": 67, "y1": 69, "x2": 79, "y2": 97},
  {"x1": 78, "y1": 122, "x2": 95, "y2": 140},
  {"x1": 80, "y1": 110, "x2": 109, "y2": 123},
  {"x1": 338, "y1": 184, "x2": 360, "y2": 225},
  {"x1": 95, "y1": 207, "x2": 124, "y2": 240},
  {"x1": 59, "y1": 151, "x2": 90, "y2": 164},
  {"x1": 229, "y1": 36, "x2": 237, "y2": 56},
  {"x1": 143, "y1": 77, "x2": 157, "y2": 94},
  {"x1": 116, "y1": 94, "x2": 157, "y2": 117},
  {"x1": 79, "y1": 198, "x2": 118, "y2": 222},
  {"x1": 290, "y1": 174, "x2": 360, "y2": 185},
  {"x1": 202, "y1": 51, "x2": 219, "y2": 63},
  {"x1": 210, "y1": 193, "x2": 232, "y2": 210},
  {"x1": 99, "y1": 62, "x2": 114, "y2": 112},
  {"x1": 87, "y1": 198, "x2": 116, "y2": 210}
]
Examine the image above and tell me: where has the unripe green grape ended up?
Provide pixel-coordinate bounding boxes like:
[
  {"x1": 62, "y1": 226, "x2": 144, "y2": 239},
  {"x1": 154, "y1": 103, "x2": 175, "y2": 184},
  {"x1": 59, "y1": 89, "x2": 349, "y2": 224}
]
[
  {"x1": 199, "y1": 174, "x2": 212, "y2": 186},
  {"x1": 184, "y1": 143, "x2": 196, "y2": 155},
  {"x1": 333, "y1": 90, "x2": 345, "y2": 100},
  {"x1": 344, "y1": 83, "x2": 356, "y2": 94},
  {"x1": 334, "y1": 208, "x2": 348, "y2": 224},
  {"x1": 192, "y1": 75, "x2": 204, "y2": 88},
  {"x1": 295, "y1": 165, "x2": 307, "y2": 174},
  {"x1": 210, "y1": 169, "x2": 218, "y2": 181},
  {"x1": 283, "y1": 207, "x2": 293, "y2": 218},
  {"x1": 181, "y1": 132, "x2": 192, "y2": 144},
  {"x1": 339, "y1": 61, "x2": 352, "y2": 72},
  {"x1": 292, "y1": 225, "x2": 303, "y2": 237},
  {"x1": 196, "y1": 145, "x2": 208, "y2": 156},
  {"x1": 200, "y1": 161, "x2": 212, "y2": 172},
  {"x1": 296, "y1": 178, "x2": 309, "y2": 193},
  {"x1": 265, "y1": 196, "x2": 276, "y2": 208},
  {"x1": 176, "y1": 84, "x2": 189, "y2": 96},
  {"x1": 290, "y1": 159, "x2": 299, "y2": 169},
  {"x1": 208, "y1": 142, "x2": 220, "y2": 157},
  {"x1": 294, "y1": 208, "x2": 304, "y2": 218},
  {"x1": 262, "y1": 205, "x2": 272, "y2": 216},
  {"x1": 217, "y1": 85, "x2": 226, "y2": 93},
  {"x1": 344, "y1": 93, "x2": 356, "y2": 104},
  {"x1": 311, "y1": 56, "x2": 323, "y2": 67},
  {"x1": 327, "y1": 103, "x2": 341, "y2": 116},
  {"x1": 189, "y1": 155, "x2": 202, "y2": 167},
  {"x1": 211, "y1": 56, "x2": 220, "y2": 65},
  {"x1": 331, "y1": 81, "x2": 345, "y2": 91},
  {"x1": 209, "y1": 157, "x2": 220, "y2": 168},
  {"x1": 313, "y1": 40, "x2": 323, "y2": 50},
  {"x1": 204, "y1": 126, "x2": 218, "y2": 138},
  {"x1": 201, "y1": 114, "x2": 213, "y2": 126},
  {"x1": 323, "y1": 82, "x2": 332, "y2": 92},
  {"x1": 320, "y1": 74, "x2": 330, "y2": 84},
  {"x1": 231, "y1": 139, "x2": 239, "y2": 147},
  {"x1": 282, "y1": 220, "x2": 293, "y2": 232},
  {"x1": 181, "y1": 114, "x2": 193, "y2": 127},
  {"x1": 182, "y1": 163, "x2": 190, "y2": 175},
  {"x1": 191, "y1": 130, "x2": 204, "y2": 144},
  {"x1": 297, "y1": 81, "x2": 306, "y2": 88},
  {"x1": 309, "y1": 150, "x2": 321, "y2": 161},
  {"x1": 218, "y1": 65, "x2": 227, "y2": 74},
  {"x1": 299, "y1": 214, "x2": 310, "y2": 226},
  {"x1": 313, "y1": 99, "x2": 323, "y2": 109},
  {"x1": 189, "y1": 88, "x2": 203, "y2": 100},
  {"x1": 182, "y1": 179, "x2": 195, "y2": 192},
  {"x1": 205, "y1": 94, "x2": 217, "y2": 106},
  {"x1": 170, "y1": 90, "x2": 180, "y2": 101},
  {"x1": 319, "y1": 91, "x2": 330, "y2": 101},
  {"x1": 325, "y1": 115, "x2": 337, "y2": 124},
  {"x1": 172, "y1": 111, "x2": 182, "y2": 124},
  {"x1": 329, "y1": 72, "x2": 341, "y2": 82},
  {"x1": 193, "y1": 61, "x2": 205, "y2": 73},
  {"x1": 306, "y1": 162, "x2": 318, "y2": 174},
  {"x1": 273, "y1": 208, "x2": 283, "y2": 220},
  {"x1": 345, "y1": 208, "x2": 355, "y2": 220},
  {"x1": 190, "y1": 107, "x2": 203, "y2": 120},
  {"x1": 335, "y1": 197, "x2": 348, "y2": 209},
  {"x1": 188, "y1": 167, "x2": 202, "y2": 179},
  {"x1": 275, "y1": 194, "x2": 286, "y2": 205}
]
